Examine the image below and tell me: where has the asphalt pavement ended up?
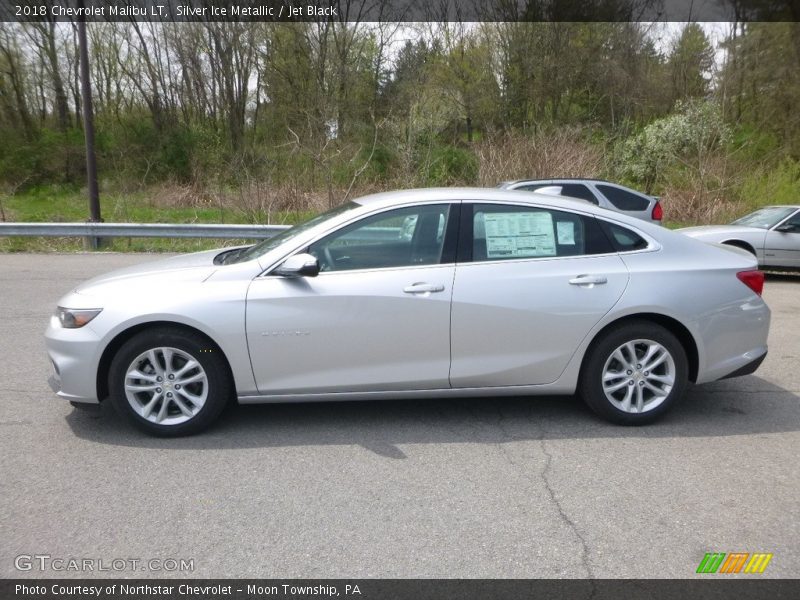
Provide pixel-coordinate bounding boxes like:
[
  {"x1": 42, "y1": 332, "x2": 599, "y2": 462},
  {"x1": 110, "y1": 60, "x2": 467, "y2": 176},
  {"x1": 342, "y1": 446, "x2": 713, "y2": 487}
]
[{"x1": 0, "y1": 253, "x2": 798, "y2": 578}]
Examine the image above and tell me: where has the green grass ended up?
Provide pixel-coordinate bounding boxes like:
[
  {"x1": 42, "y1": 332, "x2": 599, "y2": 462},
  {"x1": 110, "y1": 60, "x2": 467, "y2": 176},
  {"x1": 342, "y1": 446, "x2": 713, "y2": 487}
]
[
  {"x1": 664, "y1": 221, "x2": 695, "y2": 230},
  {"x1": 0, "y1": 186, "x2": 311, "y2": 253},
  {"x1": 2, "y1": 176, "x2": 787, "y2": 252}
]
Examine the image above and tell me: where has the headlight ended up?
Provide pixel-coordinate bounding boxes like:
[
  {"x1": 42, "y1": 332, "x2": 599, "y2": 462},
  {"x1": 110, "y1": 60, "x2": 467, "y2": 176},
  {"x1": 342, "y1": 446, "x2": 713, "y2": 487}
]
[{"x1": 56, "y1": 307, "x2": 103, "y2": 329}]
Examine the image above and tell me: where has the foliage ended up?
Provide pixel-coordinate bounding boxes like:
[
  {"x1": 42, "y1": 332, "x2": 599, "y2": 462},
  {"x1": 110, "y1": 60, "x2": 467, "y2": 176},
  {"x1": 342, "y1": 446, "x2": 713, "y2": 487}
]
[
  {"x1": 1, "y1": 20, "x2": 799, "y2": 236},
  {"x1": 616, "y1": 100, "x2": 733, "y2": 192},
  {"x1": 417, "y1": 144, "x2": 479, "y2": 186},
  {"x1": 719, "y1": 23, "x2": 800, "y2": 157},
  {"x1": 739, "y1": 160, "x2": 800, "y2": 210},
  {"x1": 668, "y1": 23, "x2": 714, "y2": 103}
]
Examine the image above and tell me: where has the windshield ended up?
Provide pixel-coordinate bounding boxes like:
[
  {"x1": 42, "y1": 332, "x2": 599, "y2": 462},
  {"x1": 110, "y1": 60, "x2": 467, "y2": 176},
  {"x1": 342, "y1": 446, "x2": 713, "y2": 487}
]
[
  {"x1": 731, "y1": 207, "x2": 795, "y2": 229},
  {"x1": 230, "y1": 201, "x2": 360, "y2": 264}
]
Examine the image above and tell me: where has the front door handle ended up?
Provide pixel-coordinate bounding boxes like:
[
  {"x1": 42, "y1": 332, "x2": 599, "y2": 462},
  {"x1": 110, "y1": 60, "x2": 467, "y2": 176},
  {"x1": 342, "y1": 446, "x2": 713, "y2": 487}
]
[
  {"x1": 569, "y1": 275, "x2": 608, "y2": 286},
  {"x1": 403, "y1": 282, "x2": 445, "y2": 294}
]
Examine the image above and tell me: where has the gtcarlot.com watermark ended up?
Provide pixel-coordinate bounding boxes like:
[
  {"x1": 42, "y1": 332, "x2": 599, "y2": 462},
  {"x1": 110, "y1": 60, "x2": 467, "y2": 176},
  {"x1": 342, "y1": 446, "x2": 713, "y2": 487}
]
[{"x1": 14, "y1": 554, "x2": 194, "y2": 573}]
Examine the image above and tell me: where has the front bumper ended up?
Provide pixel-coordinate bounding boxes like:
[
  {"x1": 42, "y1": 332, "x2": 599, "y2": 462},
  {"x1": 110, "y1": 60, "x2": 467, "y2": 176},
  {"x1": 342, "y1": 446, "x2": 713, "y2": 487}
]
[{"x1": 45, "y1": 315, "x2": 102, "y2": 404}]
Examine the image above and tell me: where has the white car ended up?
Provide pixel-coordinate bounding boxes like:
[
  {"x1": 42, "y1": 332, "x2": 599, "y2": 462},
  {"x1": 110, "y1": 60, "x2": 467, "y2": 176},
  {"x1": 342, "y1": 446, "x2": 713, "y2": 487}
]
[
  {"x1": 45, "y1": 188, "x2": 770, "y2": 436},
  {"x1": 680, "y1": 205, "x2": 800, "y2": 270}
]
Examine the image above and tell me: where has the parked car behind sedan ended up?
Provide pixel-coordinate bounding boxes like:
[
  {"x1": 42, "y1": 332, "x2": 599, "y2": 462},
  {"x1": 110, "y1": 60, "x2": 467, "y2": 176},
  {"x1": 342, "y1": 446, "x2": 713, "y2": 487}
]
[
  {"x1": 680, "y1": 205, "x2": 800, "y2": 270},
  {"x1": 46, "y1": 188, "x2": 769, "y2": 436},
  {"x1": 498, "y1": 179, "x2": 663, "y2": 224}
]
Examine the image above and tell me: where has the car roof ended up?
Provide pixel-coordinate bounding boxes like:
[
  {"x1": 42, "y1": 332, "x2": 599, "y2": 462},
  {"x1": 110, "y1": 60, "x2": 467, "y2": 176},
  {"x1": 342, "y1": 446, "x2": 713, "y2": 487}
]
[
  {"x1": 500, "y1": 178, "x2": 612, "y2": 186},
  {"x1": 351, "y1": 187, "x2": 624, "y2": 218}
]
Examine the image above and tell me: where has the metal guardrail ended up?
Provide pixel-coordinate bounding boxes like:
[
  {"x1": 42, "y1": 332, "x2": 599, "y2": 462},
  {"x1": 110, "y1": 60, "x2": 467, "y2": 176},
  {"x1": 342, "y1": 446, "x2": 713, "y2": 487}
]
[{"x1": 0, "y1": 222, "x2": 291, "y2": 239}]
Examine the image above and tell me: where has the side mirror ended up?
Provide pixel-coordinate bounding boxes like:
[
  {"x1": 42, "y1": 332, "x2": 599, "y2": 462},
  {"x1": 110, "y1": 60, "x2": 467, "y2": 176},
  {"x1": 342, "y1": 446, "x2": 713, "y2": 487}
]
[
  {"x1": 774, "y1": 223, "x2": 798, "y2": 233},
  {"x1": 273, "y1": 253, "x2": 320, "y2": 278}
]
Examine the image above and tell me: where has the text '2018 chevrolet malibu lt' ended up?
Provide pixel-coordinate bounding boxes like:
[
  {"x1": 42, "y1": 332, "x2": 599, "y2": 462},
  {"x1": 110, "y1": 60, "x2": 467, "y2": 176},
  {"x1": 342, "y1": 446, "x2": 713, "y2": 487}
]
[{"x1": 45, "y1": 188, "x2": 771, "y2": 436}]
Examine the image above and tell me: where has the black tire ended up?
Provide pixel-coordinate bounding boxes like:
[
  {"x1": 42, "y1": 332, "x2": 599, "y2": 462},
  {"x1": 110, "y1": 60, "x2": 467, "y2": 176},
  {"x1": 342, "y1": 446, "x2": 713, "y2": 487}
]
[
  {"x1": 108, "y1": 327, "x2": 232, "y2": 436},
  {"x1": 579, "y1": 320, "x2": 688, "y2": 425}
]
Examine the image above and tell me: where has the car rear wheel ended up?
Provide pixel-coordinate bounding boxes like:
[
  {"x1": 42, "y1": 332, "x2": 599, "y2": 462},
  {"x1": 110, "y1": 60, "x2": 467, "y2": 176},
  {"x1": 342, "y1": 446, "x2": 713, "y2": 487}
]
[
  {"x1": 580, "y1": 321, "x2": 688, "y2": 424},
  {"x1": 108, "y1": 327, "x2": 231, "y2": 436}
]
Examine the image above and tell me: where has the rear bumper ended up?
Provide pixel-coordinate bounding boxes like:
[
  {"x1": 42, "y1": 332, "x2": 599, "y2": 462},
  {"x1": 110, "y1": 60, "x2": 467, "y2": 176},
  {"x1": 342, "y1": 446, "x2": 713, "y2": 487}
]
[
  {"x1": 720, "y1": 350, "x2": 768, "y2": 380},
  {"x1": 694, "y1": 294, "x2": 771, "y2": 384}
]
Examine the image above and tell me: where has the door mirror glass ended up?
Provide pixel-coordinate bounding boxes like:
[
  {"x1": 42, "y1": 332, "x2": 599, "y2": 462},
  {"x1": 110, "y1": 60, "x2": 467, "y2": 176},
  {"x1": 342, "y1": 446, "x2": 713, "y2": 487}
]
[{"x1": 273, "y1": 253, "x2": 320, "y2": 278}]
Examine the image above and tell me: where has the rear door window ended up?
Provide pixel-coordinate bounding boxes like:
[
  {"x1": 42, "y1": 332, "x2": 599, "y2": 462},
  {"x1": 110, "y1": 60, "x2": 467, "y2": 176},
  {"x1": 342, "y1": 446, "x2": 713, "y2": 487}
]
[
  {"x1": 466, "y1": 204, "x2": 613, "y2": 262},
  {"x1": 514, "y1": 182, "x2": 600, "y2": 205},
  {"x1": 556, "y1": 183, "x2": 600, "y2": 205}
]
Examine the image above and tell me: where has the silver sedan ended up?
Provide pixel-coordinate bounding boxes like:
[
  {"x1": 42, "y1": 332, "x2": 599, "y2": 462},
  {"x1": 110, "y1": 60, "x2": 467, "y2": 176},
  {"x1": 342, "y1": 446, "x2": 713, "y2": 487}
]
[
  {"x1": 680, "y1": 205, "x2": 800, "y2": 270},
  {"x1": 45, "y1": 188, "x2": 771, "y2": 436}
]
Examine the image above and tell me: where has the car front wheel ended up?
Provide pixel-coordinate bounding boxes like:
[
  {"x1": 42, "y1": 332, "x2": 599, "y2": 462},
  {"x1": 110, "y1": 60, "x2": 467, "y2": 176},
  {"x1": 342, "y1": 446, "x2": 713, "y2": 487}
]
[
  {"x1": 108, "y1": 327, "x2": 232, "y2": 436},
  {"x1": 579, "y1": 321, "x2": 688, "y2": 424}
]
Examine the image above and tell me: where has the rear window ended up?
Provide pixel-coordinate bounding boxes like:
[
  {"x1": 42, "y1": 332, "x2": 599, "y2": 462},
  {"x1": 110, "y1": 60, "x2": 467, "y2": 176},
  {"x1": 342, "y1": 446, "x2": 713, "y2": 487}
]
[
  {"x1": 600, "y1": 222, "x2": 649, "y2": 252},
  {"x1": 596, "y1": 184, "x2": 650, "y2": 211}
]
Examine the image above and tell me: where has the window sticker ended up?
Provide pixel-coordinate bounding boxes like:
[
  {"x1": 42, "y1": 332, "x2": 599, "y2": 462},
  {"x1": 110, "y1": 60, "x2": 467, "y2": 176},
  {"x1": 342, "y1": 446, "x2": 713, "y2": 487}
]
[
  {"x1": 483, "y1": 211, "x2": 556, "y2": 258},
  {"x1": 557, "y1": 221, "x2": 576, "y2": 245}
]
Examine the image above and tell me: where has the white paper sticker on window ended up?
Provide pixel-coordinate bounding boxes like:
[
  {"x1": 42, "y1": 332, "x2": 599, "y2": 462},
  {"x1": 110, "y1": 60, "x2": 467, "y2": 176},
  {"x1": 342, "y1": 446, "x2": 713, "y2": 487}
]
[
  {"x1": 483, "y1": 212, "x2": 556, "y2": 258},
  {"x1": 557, "y1": 221, "x2": 575, "y2": 245}
]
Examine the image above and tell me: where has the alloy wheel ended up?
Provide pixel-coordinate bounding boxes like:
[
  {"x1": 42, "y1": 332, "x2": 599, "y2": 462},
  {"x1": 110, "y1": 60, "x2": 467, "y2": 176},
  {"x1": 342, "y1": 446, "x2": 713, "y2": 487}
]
[
  {"x1": 124, "y1": 346, "x2": 208, "y2": 425},
  {"x1": 601, "y1": 339, "x2": 676, "y2": 414}
]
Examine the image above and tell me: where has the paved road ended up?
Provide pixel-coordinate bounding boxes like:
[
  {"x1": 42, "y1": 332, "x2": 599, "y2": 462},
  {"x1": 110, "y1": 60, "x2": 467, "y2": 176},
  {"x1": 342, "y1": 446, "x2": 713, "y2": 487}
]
[{"x1": 0, "y1": 253, "x2": 798, "y2": 579}]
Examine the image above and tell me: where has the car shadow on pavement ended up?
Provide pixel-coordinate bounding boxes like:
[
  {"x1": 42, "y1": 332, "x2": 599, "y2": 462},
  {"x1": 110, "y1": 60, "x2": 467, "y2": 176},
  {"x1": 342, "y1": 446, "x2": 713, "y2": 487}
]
[{"x1": 65, "y1": 375, "x2": 800, "y2": 456}]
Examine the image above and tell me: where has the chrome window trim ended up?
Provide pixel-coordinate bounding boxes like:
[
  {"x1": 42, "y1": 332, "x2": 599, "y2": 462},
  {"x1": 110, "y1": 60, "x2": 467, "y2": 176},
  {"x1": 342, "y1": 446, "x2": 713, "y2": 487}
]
[
  {"x1": 463, "y1": 202, "x2": 661, "y2": 266},
  {"x1": 255, "y1": 200, "x2": 460, "y2": 278},
  {"x1": 595, "y1": 216, "x2": 662, "y2": 255},
  {"x1": 253, "y1": 198, "x2": 662, "y2": 278},
  {"x1": 452, "y1": 253, "x2": 621, "y2": 268},
  {"x1": 262, "y1": 262, "x2": 458, "y2": 278}
]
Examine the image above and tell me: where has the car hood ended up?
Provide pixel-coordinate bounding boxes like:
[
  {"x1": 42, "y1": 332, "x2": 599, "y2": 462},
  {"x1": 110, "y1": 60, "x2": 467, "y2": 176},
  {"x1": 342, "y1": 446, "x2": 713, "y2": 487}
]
[
  {"x1": 74, "y1": 248, "x2": 223, "y2": 296},
  {"x1": 678, "y1": 225, "x2": 763, "y2": 237}
]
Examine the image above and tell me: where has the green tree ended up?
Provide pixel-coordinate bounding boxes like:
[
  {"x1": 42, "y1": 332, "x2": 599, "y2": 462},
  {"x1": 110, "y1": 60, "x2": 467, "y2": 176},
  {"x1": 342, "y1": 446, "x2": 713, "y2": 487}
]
[
  {"x1": 669, "y1": 23, "x2": 714, "y2": 104},
  {"x1": 720, "y1": 23, "x2": 800, "y2": 156}
]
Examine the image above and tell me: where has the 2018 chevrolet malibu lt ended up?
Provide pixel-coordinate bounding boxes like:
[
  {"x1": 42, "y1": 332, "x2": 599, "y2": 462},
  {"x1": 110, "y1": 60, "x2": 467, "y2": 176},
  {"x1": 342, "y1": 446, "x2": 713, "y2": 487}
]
[
  {"x1": 498, "y1": 179, "x2": 664, "y2": 224},
  {"x1": 680, "y1": 205, "x2": 800, "y2": 270},
  {"x1": 45, "y1": 189, "x2": 770, "y2": 436}
]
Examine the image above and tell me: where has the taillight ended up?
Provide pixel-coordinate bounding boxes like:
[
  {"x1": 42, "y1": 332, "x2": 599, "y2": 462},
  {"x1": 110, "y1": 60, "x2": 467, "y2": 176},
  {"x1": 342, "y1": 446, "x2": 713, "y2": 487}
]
[
  {"x1": 737, "y1": 270, "x2": 764, "y2": 296},
  {"x1": 651, "y1": 200, "x2": 663, "y2": 221}
]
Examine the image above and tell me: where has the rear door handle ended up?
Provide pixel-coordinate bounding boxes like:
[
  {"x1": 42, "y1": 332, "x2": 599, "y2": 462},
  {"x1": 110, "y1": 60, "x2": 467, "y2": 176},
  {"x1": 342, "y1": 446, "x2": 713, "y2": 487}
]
[
  {"x1": 403, "y1": 282, "x2": 445, "y2": 294},
  {"x1": 569, "y1": 275, "x2": 608, "y2": 286}
]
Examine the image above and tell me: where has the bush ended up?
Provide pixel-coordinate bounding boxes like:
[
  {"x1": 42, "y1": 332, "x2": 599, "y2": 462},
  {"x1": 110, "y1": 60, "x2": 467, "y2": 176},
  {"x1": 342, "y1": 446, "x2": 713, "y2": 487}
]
[
  {"x1": 96, "y1": 113, "x2": 215, "y2": 185},
  {"x1": 0, "y1": 127, "x2": 85, "y2": 188},
  {"x1": 474, "y1": 129, "x2": 604, "y2": 186},
  {"x1": 616, "y1": 100, "x2": 732, "y2": 192},
  {"x1": 417, "y1": 144, "x2": 479, "y2": 186},
  {"x1": 739, "y1": 159, "x2": 800, "y2": 210}
]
